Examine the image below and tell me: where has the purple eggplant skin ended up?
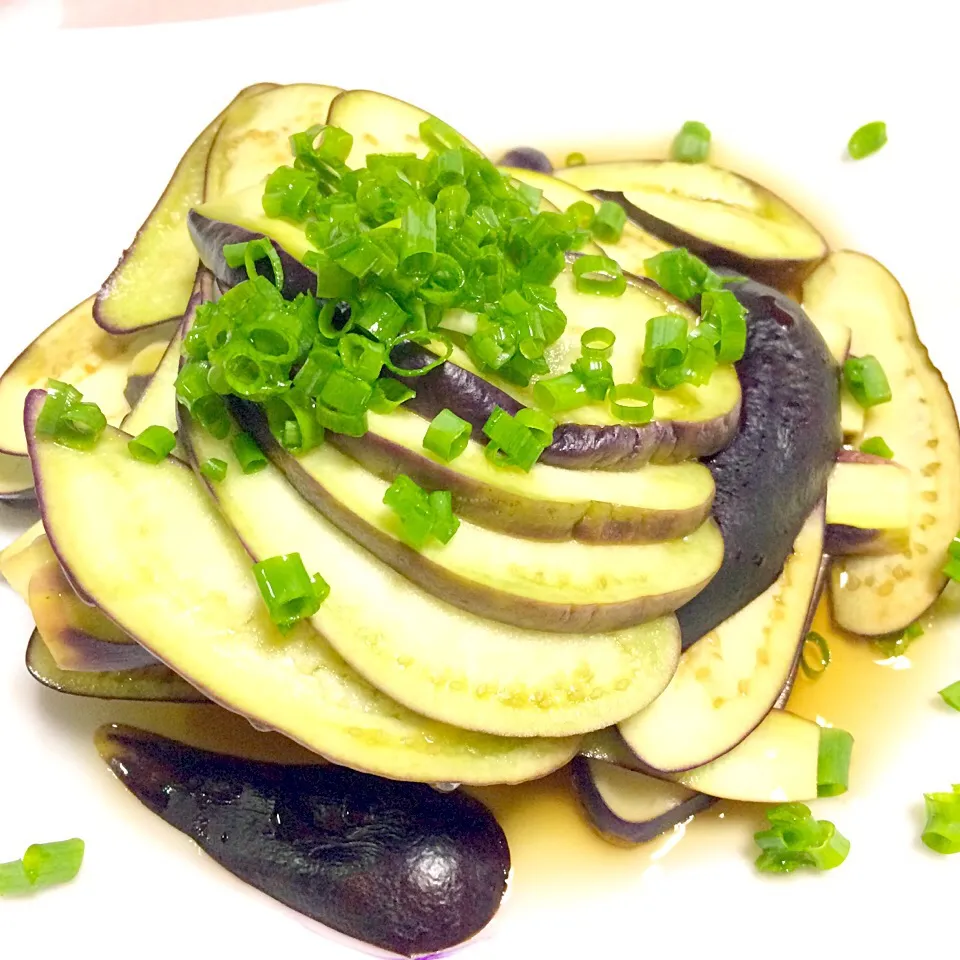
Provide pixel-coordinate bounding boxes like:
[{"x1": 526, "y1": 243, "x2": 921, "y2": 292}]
[
  {"x1": 497, "y1": 147, "x2": 553, "y2": 174},
  {"x1": 591, "y1": 188, "x2": 825, "y2": 294},
  {"x1": 676, "y1": 278, "x2": 840, "y2": 649},
  {"x1": 96, "y1": 724, "x2": 510, "y2": 958},
  {"x1": 569, "y1": 757, "x2": 717, "y2": 846},
  {"x1": 187, "y1": 212, "x2": 316, "y2": 301}
]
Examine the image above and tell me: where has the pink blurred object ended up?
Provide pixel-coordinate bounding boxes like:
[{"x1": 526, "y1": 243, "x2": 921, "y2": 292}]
[{"x1": 63, "y1": 0, "x2": 334, "y2": 27}]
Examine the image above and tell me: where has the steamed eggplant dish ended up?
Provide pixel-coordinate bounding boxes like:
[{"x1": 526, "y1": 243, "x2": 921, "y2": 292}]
[{"x1": 4, "y1": 84, "x2": 960, "y2": 953}]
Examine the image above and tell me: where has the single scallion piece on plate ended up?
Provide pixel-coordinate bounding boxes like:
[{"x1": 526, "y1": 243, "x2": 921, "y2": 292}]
[
  {"x1": 369, "y1": 378, "x2": 415, "y2": 414},
  {"x1": 231, "y1": 432, "x2": 268, "y2": 475},
  {"x1": 22, "y1": 839, "x2": 85, "y2": 888},
  {"x1": 844, "y1": 355, "x2": 892, "y2": 408},
  {"x1": 252, "y1": 552, "x2": 328, "y2": 630},
  {"x1": 200, "y1": 457, "x2": 228, "y2": 483},
  {"x1": 671, "y1": 121, "x2": 712, "y2": 164},
  {"x1": 609, "y1": 382, "x2": 655, "y2": 424},
  {"x1": 383, "y1": 474, "x2": 460, "y2": 548},
  {"x1": 848, "y1": 121, "x2": 887, "y2": 160},
  {"x1": 565, "y1": 151, "x2": 587, "y2": 167},
  {"x1": 591, "y1": 201, "x2": 627, "y2": 243},
  {"x1": 482, "y1": 406, "x2": 555, "y2": 471},
  {"x1": 0, "y1": 860, "x2": 32, "y2": 896},
  {"x1": 921, "y1": 785, "x2": 960, "y2": 854},
  {"x1": 128, "y1": 425, "x2": 177, "y2": 464},
  {"x1": 533, "y1": 371, "x2": 591, "y2": 413},
  {"x1": 874, "y1": 620, "x2": 924, "y2": 658},
  {"x1": 800, "y1": 630, "x2": 831, "y2": 680},
  {"x1": 572, "y1": 254, "x2": 627, "y2": 297},
  {"x1": 938, "y1": 681, "x2": 960, "y2": 711},
  {"x1": 941, "y1": 532, "x2": 960, "y2": 581},
  {"x1": 35, "y1": 381, "x2": 107, "y2": 452},
  {"x1": 701, "y1": 289, "x2": 746, "y2": 364},
  {"x1": 859, "y1": 436, "x2": 894, "y2": 459},
  {"x1": 423, "y1": 409, "x2": 471, "y2": 462},
  {"x1": 754, "y1": 804, "x2": 850, "y2": 873},
  {"x1": 817, "y1": 726, "x2": 854, "y2": 797}
]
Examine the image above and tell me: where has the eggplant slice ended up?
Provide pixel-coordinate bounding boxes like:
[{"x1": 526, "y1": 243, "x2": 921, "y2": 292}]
[
  {"x1": 676, "y1": 276, "x2": 840, "y2": 647},
  {"x1": 96, "y1": 724, "x2": 510, "y2": 957}
]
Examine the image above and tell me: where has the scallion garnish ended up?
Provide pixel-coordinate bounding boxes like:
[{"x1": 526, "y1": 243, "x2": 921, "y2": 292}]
[
  {"x1": 800, "y1": 630, "x2": 831, "y2": 680},
  {"x1": 859, "y1": 436, "x2": 894, "y2": 459},
  {"x1": 754, "y1": 804, "x2": 850, "y2": 873},
  {"x1": 533, "y1": 372, "x2": 591, "y2": 413},
  {"x1": 941, "y1": 532, "x2": 960, "y2": 582},
  {"x1": 572, "y1": 254, "x2": 627, "y2": 297},
  {"x1": 565, "y1": 151, "x2": 587, "y2": 167},
  {"x1": 581, "y1": 326, "x2": 616, "y2": 358},
  {"x1": 609, "y1": 382, "x2": 655, "y2": 424},
  {"x1": 844, "y1": 355, "x2": 892, "y2": 408},
  {"x1": 1, "y1": 839, "x2": 85, "y2": 896},
  {"x1": 128, "y1": 425, "x2": 177, "y2": 464},
  {"x1": 643, "y1": 247, "x2": 726, "y2": 301},
  {"x1": 848, "y1": 121, "x2": 887, "y2": 160},
  {"x1": 423, "y1": 409, "x2": 471, "y2": 462},
  {"x1": 200, "y1": 457, "x2": 228, "y2": 483},
  {"x1": 383, "y1": 474, "x2": 460, "y2": 548},
  {"x1": 938, "y1": 681, "x2": 960, "y2": 711},
  {"x1": 223, "y1": 237, "x2": 285, "y2": 292},
  {"x1": 921, "y1": 785, "x2": 960, "y2": 854},
  {"x1": 34, "y1": 380, "x2": 107, "y2": 452},
  {"x1": 642, "y1": 315, "x2": 689, "y2": 388},
  {"x1": 671, "y1": 120, "x2": 712, "y2": 164},
  {"x1": 482, "y1": 405, "x2": 555, "y2": 471},
  {"x1": 701, "y1": 289, "x2": 747, "y2": 364},
  {"x1": 369, "y1": 378, "x2": 415, "y2": 414},
  {"x1": 252, "y1": 553, "x2": 328, "y2": 631},
  {"x1": 591, "y1": 201, "x2": 627, "y2": 244},
  {"x1": 231, "y1": 432, "x2": 268, "y2": 474},
  {"x1": 817, "y1": 726, "x2": 854, "y2": 797},
  {"x1": 874, "y1": 620, "x2": 924, "y2": 658}
]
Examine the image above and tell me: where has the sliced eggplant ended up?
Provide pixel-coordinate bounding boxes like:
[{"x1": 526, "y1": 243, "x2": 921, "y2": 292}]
[
  {"x1": 233, "y1": 402, "x2": 722, "y2": 633},
  {"x1": 95, "y1": 84, "x2": 274, "y2": 334},
  {"x1": 570, "y1": 757, "x2": 716, "y2": 846},
  {"x1": 204, "y1": 83, "x2": 342, "y2": 201},
  {"x1": 26, "y1": 401, "x2": 578, "y2": 783},
  {"x1": 803, "y1": 304, "x2": 851, "y2": 365},
  {"x1": 825, "y1": 452, "x2": 911, "y2": 556},
  {"x1": 619, "y1": 505, "x2": 824, "y2": 772},
  {"x1": 676, "y1": 277, "x2": 840, "y2": 647},
  {"x1": 331, "y1": 406, "x2": 715, "y2": 543},
  {"x1": 97, "y1": 724, "x2": 509, "y2": 957},
  {"x1": 669, "y1": 710, "x2": 821, "y2": 802},
  {"x1": 26, "y1": 631, "x2": 204, "y2": 702},
  {"x1": 557, "y1": 160, "x2": 827, "y2": 290},
  {"x1": 0, "y1": 451, "x2": 35, "y2": 501},
  {"x1": 0, "y1": 520, "x2": 47, "y2": 599},
  {"x1": 803, "y1": 253, "x2": 960, "y2": 634},
  {"x1": 503, "y1": 166, "x2": 668, "y2": 274},
  {"x1": 0, "y1": 295, "x2": 173, "y2": 456},
  {"x1": 178, "y1": 406, "x2": 682, "y2": 738},
  {"x1": 124, "y1": 339, "x2": 168, "y2": 408},
  {"x1": 326, "y1": 88, "x2": 483, "y2": 169}
]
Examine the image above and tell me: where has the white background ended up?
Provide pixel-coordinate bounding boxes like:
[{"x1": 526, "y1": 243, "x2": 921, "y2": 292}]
[{"x1": 0, "y1": 2, "x2": 958, "y2": 957}]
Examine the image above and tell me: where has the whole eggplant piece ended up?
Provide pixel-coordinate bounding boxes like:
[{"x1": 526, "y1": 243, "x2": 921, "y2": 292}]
[
  {"x1": 677, "y1": 277, "x2": 840, "y2": 647},
  {"x1": 97, "y1": 725, "x2": 510, "y2": 957}
]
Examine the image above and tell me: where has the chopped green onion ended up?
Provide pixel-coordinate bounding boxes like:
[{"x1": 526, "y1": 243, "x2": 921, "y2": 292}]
[
  {"x1": 859, "y1": 436, "x2": 894, "y2": 459},
  {"x1": 681, "y1": 335, "x2": 717, "y2": 386},
  {"x1": 128, "y1": 425, "x2": 177, "y2": 464},
  {"x1": 400, "y1": 199, "x2": 437, "y2": 271},
  {"x1": 194, "y1": 395, "x2": 231, "y2": 440},
  {"x1": 643, "y1": 247, "x2": 725, "y2": 301},
  {"x1": 572, "y1": 254, "x2": 627, "y2": 297},
  {"x1": 533, "y1": 372, "x2": 591, "y2": 413},
  {"x1": 817, "y1": 726, "x2": 854, "y2": 797},
  {"x1": 319, "y1": 368, "x2": 373, "y2": 415},
  {"x1": 643, "y1": 315, "x2": 689, "y2": 384},
  {"x1": 262, "y1": 165, "x2": 318, "y2": 221},
  {"x1": 384, "y1": 333, "x2": 452, "y2": 377},
  {"x1": 252, "y1": 552, "x2": 327, "y2": 631},
  {"x1": 34, "y1": 379, "x2": 81, "y2": 436},
  {"x1": 264, "y1": 393, "x2": 322, "y2": 454},
  {"x1": 35, "y1": 382, "x2": 107, "y2": 452},
  {"x1": 383, "y1": 474, "x2": 460, "y2": 548},
  {"x1": 754, "y1": 804, "x2": 850, "y2": 873},
  {"x1": 591, "y1": 201, "x2": 627, "y2": 243},
  {"x1": 482, "y1": 405, "x2": 554, "y2": 471},
  {"x1": 231, "y1": 432, "x2": 268, "y2": 474},
  {"x1": 671, "y1": 121, "x2": 712, "y2": 164},
  {"x1": 844, "y1": 355, "x2": 892, "y2": 408},
  {"x1": 566, "y1": 200, "x2": 595, "y2": 229},
  {"x1": 942, "y1": 532, "x2": 960, "y2": 582},
  {"x1": 428, "y1": 489, "x2": 460, "y2": 544},
  {"x1": 800, "y1": 630, "x2": 831, "y2": 680},
  {"x1": 423, "y1": 409, "x2": 471, "y2": 462},
  {"x1": 0, "y1": 859, "x2": 31, "y2": 896},
  {"x1": 609, "y1": 382, "x2": 655, "y2": 424},
  {"x1": 200, "y1": 457, "x2": 228, "y2": 483},
  {"x1": 848, "y1": 121, "x2": 887, "y2": 160},
  {"x1": 701, "y1": 289, "x2": 746, "y2": 364},
  {"x1": 921, "y1": 785, "x2": 960, "y2": 854},
  {"x1": 223, "y1": 238, "x2": 285, "y2": 292},
  {"x1": 315, "y1": 404, "x2": 367, "y2": 437},
  {"x1": 565, "y1": 151, "x2": 586, "y2": 167},
  {"x1": 580, "y1": 326, "x2": 615, "y2": 358},
  {"x1": 369, "y1": 378, "x2": 415, "y2": 414},
  {"x1": 571, "y1": 354, "x2": 614, "y2": 401},
  {"x1": 338, "y1": 333, "x2": 386, "y2": 382},
  {"x1": 938, "y1": 680, "x2": 960, "y2": 711},
  {"x1": 419, "y1": 116, "x2": 469, "y2": 152},
  {"x1": 22, "y1": 839, "x2": 85, "y2": 888},
  {"x1": 874, "y1": 620, "x2": 925, "y2": 659}
]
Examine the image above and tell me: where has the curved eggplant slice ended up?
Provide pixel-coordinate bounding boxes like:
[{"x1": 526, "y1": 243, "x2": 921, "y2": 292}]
[
  {"x1": 26, "y1": 403, "x2": 578, "y2": 783},
  {"x1": 327, "y1": 88, "x2": 483, "y2": 169},
  {"x1": 803, "y1": 252, "x2": 960, "y2": 635},
  {"x1": 0, "y1": 295, "x2": 173, "y2": 457},
  {"x1": 619, "y1": 506, "x2": 824, "y2": 772},
  {"x1": 180, "y1": 407, "x2": 682, "y2": 739},
  {"x1": 502, "y1": 166, "x2": 668, "y2": 274},
  {"x1": 205, "y1": 83, "x2": 342, "y2": 201},
  {"x1": 234, "y1": 402, "x2": 723, "y2": 633},
  {"x1": 676, "y1": 277, "x2": 840, "y2": 648},
  {"x1": 0, "y1": 521, "x2": 48, "y2": 599},
  {"x1": 0, "y1": 451, "x2": 35, "y2": 501},
  {"x1": 95, "y1": 83, "x2": 275, "y2": 334},
  {"x1": 556, "y1": 160, "x2": 827, "y2": 291},
  {"x1": 26, "y1": 631, "x2": 204, "y2": 702},
  {"x1": 331, "y1": 407, "x2": 715, "y2": 543},
  {"x1": 97, "y1": 725, "x2": 509, "y2": 958},
  {"x1": 570, "y1": 756, "x2": 716, "y2": 846}
]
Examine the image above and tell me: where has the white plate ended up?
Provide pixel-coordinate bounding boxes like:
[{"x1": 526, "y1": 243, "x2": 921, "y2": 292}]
[{"x1": 1, "y1": 2, "x2": 958, "y2": 957}]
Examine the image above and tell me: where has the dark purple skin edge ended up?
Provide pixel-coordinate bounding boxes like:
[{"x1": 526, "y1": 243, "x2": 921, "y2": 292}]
[
  {"x1": 188, "y1": 214, "x2": 741, "y2": 469},
  {"x1": 569, "y1": 756, "x2": 717, "y2": 845},
  {"x1": 592, "y1": 186, "x2": 827, "y2": 294},
  {"x1": 187, "y1": 212, "x2": 317, "y2": 302},
  {"x1": 497, "y1": 147, "x2": 553, "y2": 174},
  {"x1": 0, "y1": 486, "x2": 35, "y2": 504},
  {"x1": 47, "y1": 627, "x2": 161, "y2": 673}
]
